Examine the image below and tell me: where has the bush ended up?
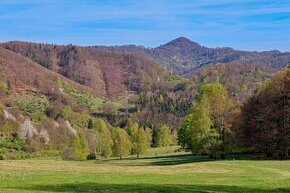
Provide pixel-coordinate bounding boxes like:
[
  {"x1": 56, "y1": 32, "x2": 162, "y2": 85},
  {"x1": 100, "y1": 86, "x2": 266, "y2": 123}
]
[
  {"x1": 61, "y1": 146, "x2": 76, "y2": 160},
  {"x1": 87, "y1": 153, "x2": 96, "y2": 160},
  {"x1": 55, "y1": 77, "x2": 63, "y2": 88},
  {"x1": 32, "y1": 149, "x2": 60, "y2": 157},
  {"x1": 12, "y1": 95, "x2": 49, "y2": 122},
  {"x1": 62, "y1": 133, "x2": 89, "y2": 161},
  {"x1": 61, "y1": 105, "x2": 72, "y2": 120},
  {"x1": 72, "y1": 114, "x2": 91, "y2": 128},
  {"x1": 45, "y1": 106, "x2": 58, "y2": 119},
  {"x1": 0, "y1": 80, "x2": 10, "y2": 94},
  {"x1": 0, "y1": 154, "x2": 5, "y2": 160},
  {"x1": 0, "y1": 135, "x2": 24, "y2": 151}
]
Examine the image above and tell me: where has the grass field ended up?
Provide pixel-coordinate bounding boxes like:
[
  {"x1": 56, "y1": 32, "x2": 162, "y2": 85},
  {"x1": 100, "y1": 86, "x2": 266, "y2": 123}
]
[{"x1": 0, "y1": 151, "x2": 289, "y2": 193}]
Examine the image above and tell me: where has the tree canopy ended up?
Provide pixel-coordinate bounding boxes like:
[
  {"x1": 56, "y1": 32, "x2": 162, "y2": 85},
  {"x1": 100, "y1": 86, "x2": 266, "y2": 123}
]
[
  {"x1": 112, "y1": 127, "x2": 132, "y2": 160},
  {"x1": 241, "y1": 68, "x2": 290, "y2": 158},
  {"x1": 128, "y1": 123, "x2": 152, "y2": 158}
]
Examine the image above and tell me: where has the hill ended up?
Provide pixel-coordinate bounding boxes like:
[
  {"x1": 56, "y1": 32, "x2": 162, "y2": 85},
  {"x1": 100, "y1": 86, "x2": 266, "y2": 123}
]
[
  {"x1": 96, "y1": 37, "x2": 290, "y2": 75},
  {"x1": 0, "y1": 41, "x2": 167, "y2": 98}
]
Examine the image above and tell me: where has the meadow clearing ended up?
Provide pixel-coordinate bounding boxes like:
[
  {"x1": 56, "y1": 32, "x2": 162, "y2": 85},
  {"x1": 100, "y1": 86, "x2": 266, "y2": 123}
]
[{"x1": 0, "y1": 147, "x2": 289, "y2": 193}]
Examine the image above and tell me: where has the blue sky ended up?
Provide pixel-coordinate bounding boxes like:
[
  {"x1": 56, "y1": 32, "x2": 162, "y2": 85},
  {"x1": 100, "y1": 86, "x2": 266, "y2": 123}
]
[{"x1": 0, "y1": 0, "x2": 290, "y2": 51}]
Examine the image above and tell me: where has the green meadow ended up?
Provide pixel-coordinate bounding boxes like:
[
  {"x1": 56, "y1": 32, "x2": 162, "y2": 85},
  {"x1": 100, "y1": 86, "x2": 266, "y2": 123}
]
[{"x1": 0, "y1": 149, "x2": 289, "y2": 193}]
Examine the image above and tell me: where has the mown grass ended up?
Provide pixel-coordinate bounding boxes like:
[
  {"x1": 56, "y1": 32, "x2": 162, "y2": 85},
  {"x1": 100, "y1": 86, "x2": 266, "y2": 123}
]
[{"x1": 0, "y1": 153, "x2": 289, "y2": 193}]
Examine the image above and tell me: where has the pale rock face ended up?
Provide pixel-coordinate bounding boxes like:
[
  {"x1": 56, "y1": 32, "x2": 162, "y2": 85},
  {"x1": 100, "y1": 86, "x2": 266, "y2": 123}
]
[
  {"x1": 20, "y1": 119, "x2": 50, "y2": 144},
  {"x1": 20, "y1": 120, "x2": 38, "y2": 140},
  {"x1": 3, "y1": 109, "x2": 17, "y2": 122},
  {"x1": 65, "y1": 120, "x2": 77, "y2": 136},
  {"x1": 38, "y1": 130, "x2": 50, "y2": 144},
  {"x1": 54, "y1": 121, "x2": 60, "y2": 128}
]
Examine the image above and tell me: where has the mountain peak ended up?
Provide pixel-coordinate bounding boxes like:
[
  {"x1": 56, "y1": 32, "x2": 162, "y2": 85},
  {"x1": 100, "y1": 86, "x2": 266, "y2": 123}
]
[{"x1": 163, "y1": 37, "x2": 201, "y2": 48}]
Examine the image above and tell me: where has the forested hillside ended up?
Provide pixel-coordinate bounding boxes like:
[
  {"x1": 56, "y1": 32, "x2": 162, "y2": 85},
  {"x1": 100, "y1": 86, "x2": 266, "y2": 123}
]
[
  {"x1": 96, "y1": 37, "x2": 290, "y2": 75},
  {"x1": 0, "y1": 41, "x2": 167, "y2": 98},
  {"x1": 0, "y1": 38, "x2": 289, "y2": 160}
]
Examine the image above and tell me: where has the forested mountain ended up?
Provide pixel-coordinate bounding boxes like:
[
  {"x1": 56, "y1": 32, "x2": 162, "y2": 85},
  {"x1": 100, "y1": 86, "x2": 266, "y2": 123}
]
[
  {"x1": 95, "y1": 37, "x2": 290, "y2": 75},
  {"x1": 0, "y1": 38, "x2": 289, "y2": 160},
  {"x1": 0, "y1": 41, "x2": 167, "y2": 98}
]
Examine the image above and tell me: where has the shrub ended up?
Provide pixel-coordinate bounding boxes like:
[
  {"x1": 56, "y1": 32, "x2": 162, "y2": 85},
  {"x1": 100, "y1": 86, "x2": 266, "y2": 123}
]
[
  {"x1": 87, "y1": 153, "x2": 96, "y2": 160},
  {"x1": 0, "y1": 80, "x2": 10, "y2": 94},
  {"x1": 55, "y1": 77, "x2": 63, "y2": 88},
  {"x1": 61, "y1": 146, "x2": 76, "y2": 160},
  {"x1": 73, "y1": 114, "x2": 91, "y2": 128},
  {"x1": 32, "y1": 149, "x2": 60, "y2": 157},
  {"x1": 45, "y1": 106, "x2": 58, "y2": 119},
  {"x1": 12, "y1": 95, "x2": 49, "y2": 122},
  {"x1": 62, "y1": 133, "x2": 89, "y2": 161},
  {"x1": 61, "y1": 105, "x2": 72, "y2": 120}
]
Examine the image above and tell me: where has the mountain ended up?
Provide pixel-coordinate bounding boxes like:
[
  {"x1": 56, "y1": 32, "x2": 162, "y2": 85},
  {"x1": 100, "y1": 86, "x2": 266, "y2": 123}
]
[
  {"x1": 0, "y1": 41, "x2": 167, "y2": 98},
  {"x1": 0, "y1": 38, "x2": 288, "y2": 160},
  {"x1": 0, "y1": 47, "x2": 95, "y2": 97},
  {"x1": 95, "y1": 37, "x2": 290, "y2": 75}
]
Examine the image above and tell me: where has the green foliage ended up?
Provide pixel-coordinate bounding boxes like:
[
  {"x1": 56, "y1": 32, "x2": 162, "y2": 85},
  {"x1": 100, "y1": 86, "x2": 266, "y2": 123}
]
[
  {"x1": 63, "y1": 86, "x2": 122, "y2": 114},
  {"x1": 156, "y1": 124, "x2": 173, "y2": 147},
  {"x1": 199, "y1": 82, "x2": 235, "y2": 156},
  {"x1": 129, "y1": 123, "x2": 152, "y2": 158},
  {"x1": 0, "y1": 136, "x2": 24, "y2": 151},
  {"x1": 45, "y1": 106, "x2": 58, "y2": 119},
  {"x1": 29, "y1": 112, "x2": 46, "y2": 123},
  {"x1": 0, "y1": 80, "x2": 10, "y2": 94},
  {"x1": 73, "y1": 114, "x2": 91, "y2": 128},
  {"x1": 165, "y1": 74, "x2": 186, "y2": 84},
  {"x1": 165, "y1": 74, "x2": 191, "y2": 91},
  {"x1": 65, "y1": 133, "x2": 89, "y2": 161},
  {"x1": 112, "y1": 127, "x2": 132, "y2": 159},
  {"x1": 179, "y1": 82, "x2": 235, "y2": 157},
  {"x1": 61, "y1": 105, "x2": 72, "y2": 120},
  {"x1": 0, "y1": 148, "x2": 30, "y2": 160},
  {"x1": 94, "y1": 118, "x2": 107, "y2": 131},
  {"x1": 0, "y1": 122, "x2": 13, "y2": 134},
  {"x1": 94, "y1": 119, "x2": 113, "y2": 159},
  {"x1": 178, "y1": 99, "x2": 215, "y2": 154},
  {"x1": 12, "y1": 95, "x2": 49, "y2": 122},
  {"x1": 54, "y1": 76, "x2": 63, "y2": 88},
  {"x1": 31, "y1": 149, "x2": 60, "y2": 157}
]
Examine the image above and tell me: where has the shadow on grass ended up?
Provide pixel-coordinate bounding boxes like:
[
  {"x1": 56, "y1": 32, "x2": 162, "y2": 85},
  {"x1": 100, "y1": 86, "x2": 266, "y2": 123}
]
[
  {"x1": 8, "y1": 183, "x2": 290, "y2": 193},
  {"x1": 149, "y1": 155, "x2": 211, "y2": 166},
  {"x1": 99, "y1": 154, "x2": 213, "y2": 166},
  {"x1": 102, "y1": 153, "x2": 286, "y2": 167}
]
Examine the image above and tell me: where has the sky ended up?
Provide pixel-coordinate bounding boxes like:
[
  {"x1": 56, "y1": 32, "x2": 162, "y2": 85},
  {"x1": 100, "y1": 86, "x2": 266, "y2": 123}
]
[{"x1": 0, "y1": 0, "x2": 290, "y2": 51}]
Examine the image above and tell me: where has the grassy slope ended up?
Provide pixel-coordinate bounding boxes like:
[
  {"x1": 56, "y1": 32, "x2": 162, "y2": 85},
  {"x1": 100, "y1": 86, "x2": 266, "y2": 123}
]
[{"x1": 0, "y1": 153, "x2": 289, "y2": 193}]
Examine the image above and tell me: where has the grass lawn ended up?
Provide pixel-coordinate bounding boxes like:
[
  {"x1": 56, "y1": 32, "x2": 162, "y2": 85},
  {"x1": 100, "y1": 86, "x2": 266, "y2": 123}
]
[{"x1": 0, "y1": 153, "x2": 289, "y2": 193}]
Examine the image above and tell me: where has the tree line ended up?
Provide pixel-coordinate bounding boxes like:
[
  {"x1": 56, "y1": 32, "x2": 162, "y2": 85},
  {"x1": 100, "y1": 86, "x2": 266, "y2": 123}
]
[
  {"x1": 62, "y1": 118, "x2": 175, "y2": 160},
  {"x1": 178, "y1": 68, "x2": 290, "y2": 159}
]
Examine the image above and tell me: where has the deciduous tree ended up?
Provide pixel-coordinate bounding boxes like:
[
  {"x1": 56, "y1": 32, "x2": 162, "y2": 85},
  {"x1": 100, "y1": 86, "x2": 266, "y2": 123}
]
[{"x1": 112, "y1": 127, "x2": 132, "y2": 160}]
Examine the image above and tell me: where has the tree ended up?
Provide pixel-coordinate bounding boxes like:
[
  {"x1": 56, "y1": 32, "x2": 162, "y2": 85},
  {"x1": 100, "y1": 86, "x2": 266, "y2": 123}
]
[
  {"x1": 178, "y1": 99, "x2": 217, "y2": 154},
  {"x1": 241, "y1": 68, "x2": 290, "y2": 158},
  {"x1": 178, "y1": 82, "x2": 235, "y2": 158},
  {"x1": 199, "y1": 82, "x2": 235, "y2": 158},
  {"x1": 112, "y1": 127, "x2": 132, "y2": 160},
  {"x1": 62, "y1": 132, "x2": 89, "y2": 161},
  {"x1": 128, "y1": 123, "x2": 152, "y2": 158},
  {"x1": 156, "y1": 124, "x2": 173, "y2": 147},
  {"x1": 94, "y1": 119, "x2": 113, "y2": 159}
]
